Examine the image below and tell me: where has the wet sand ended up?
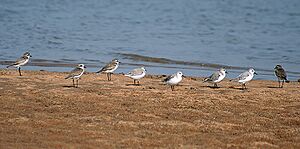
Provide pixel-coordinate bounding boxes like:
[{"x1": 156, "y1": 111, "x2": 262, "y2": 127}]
[{"x1": 0, "y1": 69, "x2": 299, "y2": 148}]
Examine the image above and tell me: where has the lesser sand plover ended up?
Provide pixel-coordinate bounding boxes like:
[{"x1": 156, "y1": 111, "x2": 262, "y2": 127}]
[
  {"x1": 7, "y1": 51, "x2": 32, "y2": 76},
  {"x1": 65, "y1": 64, "x2": 86, "y2": 88},
  {"x1": 96, "y1": 59, "x2": 120, "y2": 81}
]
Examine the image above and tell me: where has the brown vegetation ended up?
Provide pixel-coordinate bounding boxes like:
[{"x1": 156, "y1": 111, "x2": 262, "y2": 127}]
[{"x1": 0, "y1": 69, "x2": 299, "y2": 148}]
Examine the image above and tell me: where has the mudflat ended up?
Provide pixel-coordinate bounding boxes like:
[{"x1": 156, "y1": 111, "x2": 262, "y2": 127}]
[{"x1": 0, "y1": 69, "x2": 299, "y2": 148}]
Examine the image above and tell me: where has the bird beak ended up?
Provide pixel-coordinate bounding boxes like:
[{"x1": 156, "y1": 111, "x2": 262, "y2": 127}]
[
  {"x1": 254, "y1": 72, "x2": 258, "y2": 75},
  {"x1": 84, "y1": 66, "x2": 87, "y2": 68},
  {"x1": 225, "y1": 71, "x2": 228, "y2": 74},
  {"x1": 182, "y1": 75, "x2": 186, "y2": 78},
  {"x1": 30, "y1": 55, "x2": 32, "y2": 57}
]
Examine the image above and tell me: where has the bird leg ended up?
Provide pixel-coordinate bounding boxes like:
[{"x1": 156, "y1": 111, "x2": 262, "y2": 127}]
[
  {"x1": 214, "y1": 83, "x2": 218, "y2": 88},
  {"x1": 109, "y1": 73, "x2": 112, "y2": 81},
  {"x1": 171, "y1": 86, "x2": 174, "y2": 91},
  {"x1": 18, "y1": 67, "x2": 22, "y2": 76},
  {"x1": 106, "y1": 73, "x2": 110, "y2": 81},
  {"x1": 133, "y1": 80, "x2": 136, "y2": 85},
  {"x1": 76, "y1": 79, "x2": 79, "y2": 88},
  {"x1": 72, "y1": 79, "x2": 75, "y2": 87},
  {"x1": 241, "y1": 84, "x2": 246, "y2": 90}
]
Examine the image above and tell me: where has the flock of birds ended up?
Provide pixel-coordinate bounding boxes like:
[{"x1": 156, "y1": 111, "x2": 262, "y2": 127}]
[{"x1": 6, "y1": 51, "x2": 290, "y2": 91}]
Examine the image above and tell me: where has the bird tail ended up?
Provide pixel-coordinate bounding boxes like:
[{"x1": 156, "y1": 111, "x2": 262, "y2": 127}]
[
  {"x1": 203, "y1": 78, "x2": 210, "y2": 82},
  {"x1": 96, "y1": 70, "x2": 103, "y2": 74},
  {"x1": 65, "y1": 76, "x2": 71, "y2": 79},
  {"x1": 162, "y1": 78, "x2": 169, "y2": 83},
  {"x1": 124, "y1": 73, "x2": 131, "y2": 77},
  {"x1": 6, "y1": 64, "x2": 14, "y2": 68},
  {"x1": 283, "y1": 77, "x2": 290, "y2": 83}
]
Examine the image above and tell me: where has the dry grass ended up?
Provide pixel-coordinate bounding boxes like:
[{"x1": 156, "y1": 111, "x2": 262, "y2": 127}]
[{"x1": 0, "y1": 69, "x2": 299, "y2": 148}]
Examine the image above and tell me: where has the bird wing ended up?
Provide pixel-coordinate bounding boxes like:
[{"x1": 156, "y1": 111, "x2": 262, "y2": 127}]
[
  {"x1": 127, "y1": 68, "x2": 144, "y2": 76},
  {"x1": 13, "y1": 56, "x2": 27, "y2": 65},
  {"x1": 237, "y1": 71, "x2": 250, "y2": 80},
  {"x1": 65, "y1": 67, "x2": 83, "y2": 79},
  {"x1": 204, "y1": 71, "x2": 220, "y2": 82},
  {"x1": 275, "y1": 68, "x2": 287, "y2": 80},
  {"x1": 97, "y1": 62, "x2": 117, "y2": 73},
  {"x1": 163, "y1": 74, "x2": 176, "y2": 82}
]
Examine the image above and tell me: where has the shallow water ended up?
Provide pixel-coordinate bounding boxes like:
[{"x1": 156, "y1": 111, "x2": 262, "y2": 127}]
[{"x1": 0, "y1": 0, "x2": 300, "y2": 80}]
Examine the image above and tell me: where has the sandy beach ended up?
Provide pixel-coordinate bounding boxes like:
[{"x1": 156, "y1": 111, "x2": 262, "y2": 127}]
[{"x1": 0, "y1": 69, "x2": 299, "y2": 148}]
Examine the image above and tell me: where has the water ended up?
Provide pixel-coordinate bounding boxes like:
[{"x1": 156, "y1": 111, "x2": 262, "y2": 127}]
[{"x1": 1, "y1": 0, "x2": 300, "y2": 80}]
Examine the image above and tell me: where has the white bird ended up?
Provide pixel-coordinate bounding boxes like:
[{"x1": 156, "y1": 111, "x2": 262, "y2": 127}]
[
  {"x1": 204, "y1": 68, "x2": 227, "y2": 88},
  {"x1": 96, "y1": 59, "x2": 120, "y2": 81},
  {"x1": 7, "y1": 51, "x2": 32, "y2": 76},
  {"x1": 125, "y1": 67, "x2": 146, "y2": 85},
  {"x1": 163, "y1": 71, "x2": 184, "y2": 91},
  {"x1": 230, "y1": 68, "x2": 257, "y2": 90},
  {"x1": 65, "y1": 64, "x2": 86, "y2": 88}
]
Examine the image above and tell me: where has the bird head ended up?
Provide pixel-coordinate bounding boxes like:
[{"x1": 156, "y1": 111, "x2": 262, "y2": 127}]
[
  {"x1": 23, "y1": 51, "x2": 32, "y2": 58},
  {"x1": 249, "y1": 68, "x2": 257, "y2": 75},
  {"x1": 78, "y1": 64, "x2": 86, "y2": 69}
]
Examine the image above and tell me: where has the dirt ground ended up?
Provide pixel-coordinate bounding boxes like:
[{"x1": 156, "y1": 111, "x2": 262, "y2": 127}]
[{"x1": 0, "y1": 69, "x2": 299, "y2": 148}]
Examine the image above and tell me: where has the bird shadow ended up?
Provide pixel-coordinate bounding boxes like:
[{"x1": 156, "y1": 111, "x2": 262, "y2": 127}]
[
  {"x1": 207, "y1": 86, "x2": 221, "y2": 89},
  {"x1": 228, "y1": 86, "x2": 248, "y2": 91},
  {"x1": 199, "y1": 85, "x2": 220, "y2": 89},
  {"x1": 267, "y1": 86, "x2": 282, "y2": 89},
  {"x1": 125, "y1": 84, "x2": 141, "y2": 86},
  {"x1": 62, "y1": 85, "x2": 76, "y2": 88}
]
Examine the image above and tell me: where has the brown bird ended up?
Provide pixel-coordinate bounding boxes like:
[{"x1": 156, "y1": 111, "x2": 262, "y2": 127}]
[
  {"x1": 7, "y1": 51, "x2": 32, "y2": 76},
  {"x1": 96, "y1": 59, "x2": 120, "y2": 81},
  {"x1": 274, "y1": 65, "x2": 288, "y2": 88},
  {"x1": 65, "y1": 64, "x2": 86, "y2": 88}
]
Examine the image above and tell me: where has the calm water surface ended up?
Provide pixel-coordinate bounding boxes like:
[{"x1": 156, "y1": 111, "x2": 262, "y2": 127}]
[{"x1": 0, "y1": 0, "x2": 300, "y2": 80}]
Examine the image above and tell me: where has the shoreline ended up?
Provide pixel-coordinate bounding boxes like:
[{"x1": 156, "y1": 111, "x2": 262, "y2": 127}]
[
  {"x1": 1, "y1": 58, "x2": 300, "y2": 81},
  {"x1": 0, "y1": 69, "x2": 299, "y2": 148}
]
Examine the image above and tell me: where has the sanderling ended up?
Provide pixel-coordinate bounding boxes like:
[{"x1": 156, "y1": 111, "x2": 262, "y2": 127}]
[
  {"x1": 274, "y1": 65, "x2": 289, "y2": 88},
  {"x1": 204, "y1": 68, "x2": 227, "y2": 88},
  {"x1": 163, "y1": 71, "x2": 184, "y2": 91},
  {"x1": 125, "y1": 67, "x2": 146, "y2": 85},
  {"x1": 96, "y1": 59, "x2": 120, "y2": 81},
  {"x1": 230, "y1": 68, "x2": 257, "y2": 90},
  {"x1": 7, "y1": 51, "x2": 32, "y2": 76},
  {"x1": 65, "y1": 64, "x2": 86, "y2": 88}
]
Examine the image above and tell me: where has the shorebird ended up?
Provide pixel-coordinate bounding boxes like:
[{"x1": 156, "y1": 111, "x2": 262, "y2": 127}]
[
  {"x1": 230, "y1": 68, "x2": 257, "y2": 90},
  {"x1": 65, "y1": 64, "x2": 86, "y2": 88},
  {"x1": 274, "y1": 65, "x2": 289, "y2": 88},
  {"x1": 7, "y1": 51, "x2": 32, "y2": 76},
  {"x1": 204, "y1": 68, "x2": 227, "y2": 88},
  {"x1": 125, "y1": 67, "x2": 146, "y2": 85},
  {"x1": 163, "y1": 71, "x2": 184, "y2": 91},
  {"x1": 96, "y1": 59, "x2": 120, "y2": 81}
]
